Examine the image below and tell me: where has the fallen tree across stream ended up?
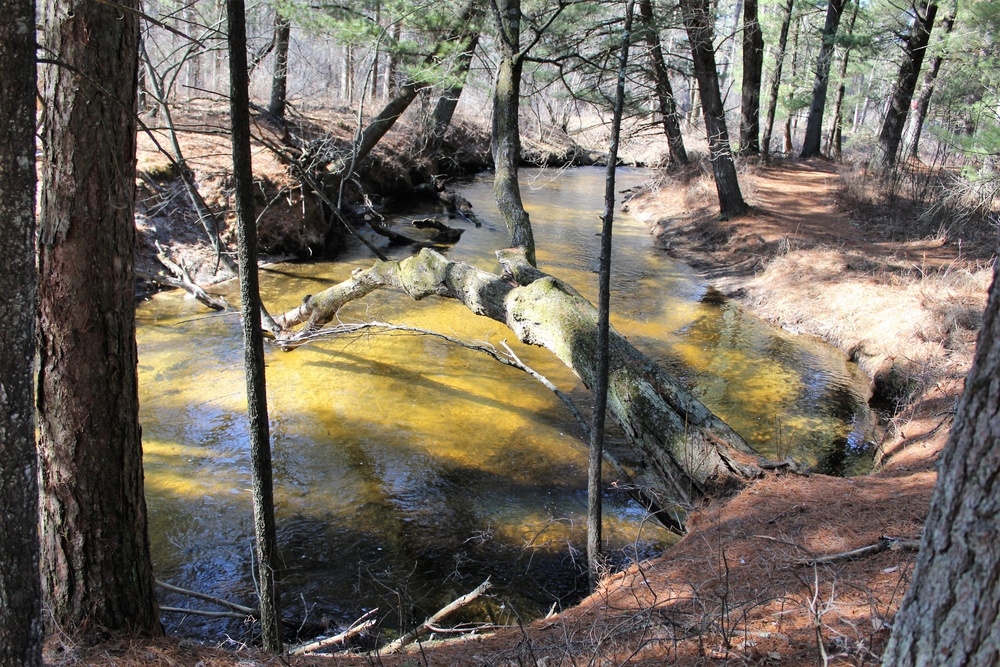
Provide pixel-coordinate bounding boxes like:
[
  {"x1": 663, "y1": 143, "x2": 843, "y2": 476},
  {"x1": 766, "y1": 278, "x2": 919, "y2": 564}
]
[{"x1": 271, "y1": 247, "x2": 763, "y2": 529}]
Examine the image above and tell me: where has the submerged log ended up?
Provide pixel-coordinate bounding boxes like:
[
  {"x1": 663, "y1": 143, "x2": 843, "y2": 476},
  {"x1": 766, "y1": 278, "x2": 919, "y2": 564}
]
[{"x1": 274, "y1": 248, "x2": 760, "y2": 524}]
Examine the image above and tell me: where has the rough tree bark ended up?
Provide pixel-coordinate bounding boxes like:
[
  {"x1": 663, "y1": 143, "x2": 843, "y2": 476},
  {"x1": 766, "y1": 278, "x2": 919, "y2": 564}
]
[
  {"x1": 273, "y1": 250, "x2": 761, "y2": 528},
  {"x1": 638, "y1": 0, "x2": 689, "y2": 167},
  {"x1": 229, "y1": 0, "x2": 282, "y2": 650},
  {"x1": 904, "y1": 6, "x2": 955, "y2": 160},
  {"x1": 0, "y1": 0, "x2": 42, "y2": 661},
  {"x1": 37, "y1": 0, "x2": 161, "y2": 638},
  {"x1": 876, "y1": 0, "x2": 939, "y2": 168},
  {"x1": 761, "y1": 0, "x2": 794, "y2": 159},
  {"x1": 679, "y1": 0, "x2": 748, "y2": 218},
  {"x1": 738, "y1": 0, "x2": 764, "y2": 157},
  {"x1": 491, "y1": 0, "x2": 538, "y2": 264},
  {"x1": 800, "y1": 0, "x2": 849, "y2": 158},
  {"x1": 880, "y1": 264, "x2": 1000, "y2": 665},
  {"x1": 268, "y1": 12, "x2": 291, "y2": 118}
]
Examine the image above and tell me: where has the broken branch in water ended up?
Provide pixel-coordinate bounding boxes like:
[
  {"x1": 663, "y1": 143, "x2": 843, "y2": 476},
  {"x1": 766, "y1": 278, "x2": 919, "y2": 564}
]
[
  {"x1": 159, "y1": 606, "x2": 250, "y2": 620},
  {"x1": 155, "y1": 579, "x2": 256, "y2": 615}
]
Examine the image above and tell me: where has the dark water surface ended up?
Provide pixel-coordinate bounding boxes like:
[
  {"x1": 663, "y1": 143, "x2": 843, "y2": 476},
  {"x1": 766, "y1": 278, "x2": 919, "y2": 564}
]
[{"x1": 137, "y1": 167, "x2": 873, "y2": 642}]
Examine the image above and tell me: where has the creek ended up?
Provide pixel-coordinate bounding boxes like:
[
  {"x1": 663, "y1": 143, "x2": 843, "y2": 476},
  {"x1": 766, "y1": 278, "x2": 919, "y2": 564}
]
[{"x1": 137, "y1": 167, "x2": 874, "y2": 642}]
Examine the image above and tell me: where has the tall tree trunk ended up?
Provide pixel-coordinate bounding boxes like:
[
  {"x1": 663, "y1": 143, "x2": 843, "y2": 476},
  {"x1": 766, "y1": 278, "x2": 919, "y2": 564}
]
[
  {"x1": 228, "y1": 0, "x2": 283, "y2": 650},
  {"x1": 739, "y1": 0, "x2": 764, "y2": 156},
  {"x1": 680, "y1": 0, "x2": 748, "y2": 218},
  {"x1": 761, "y1": 0, "x2": 794, "y2": 159},
  {"x1": 904, "y1": 7, "x2": 955, "y2": 160},
  {"x1": 638, "y1": 0, "x2": 689, "y2": 167},
  {"x1": 268, "y1": 12, "x2": 291, "y2": 118},
  {"x1": 384, "y1": 21, "x2": 401, "y2": 98},
  {"x1": 880, "y1": 265, "x2": 1000, "y2": 665},
  {"x1": 418, "y1": 14, "x2": 482, "y2": 159},
  {"x1": 876, "y1": 0, "x2": 938, "y2": 168},
  {"x1": 782, "y1": 17, "x2": 802, "y2": 154},
  {"x1": 37, "y1": 0, "x2": 160, "y2": 638},
  {"x1": 801, "y1": 0, "x2": 849, "y2": 157},
  {"x1": 490, "y1": 0, "x2": 537, "y2": 264},
  {"x1": 824, "y1": 0, "x2": 859, "y2": 158},
  {"x1": 589, "y1": 0, "x2": 635, "y2": 588},
  {"x1": 0, "y1": 0, "x2": 42, "y2": 660}
]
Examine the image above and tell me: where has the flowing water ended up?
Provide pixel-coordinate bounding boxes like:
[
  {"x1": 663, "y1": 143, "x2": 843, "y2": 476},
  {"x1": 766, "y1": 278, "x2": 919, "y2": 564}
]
[{"x1": 138, "y1": 167, "x2": 874, "y2": 642}]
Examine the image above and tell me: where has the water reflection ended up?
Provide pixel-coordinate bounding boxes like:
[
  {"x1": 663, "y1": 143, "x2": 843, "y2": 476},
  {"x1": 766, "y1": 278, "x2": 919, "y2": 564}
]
[{"x1": 137, "y1": 167, "x2": 872, "y2": 642}]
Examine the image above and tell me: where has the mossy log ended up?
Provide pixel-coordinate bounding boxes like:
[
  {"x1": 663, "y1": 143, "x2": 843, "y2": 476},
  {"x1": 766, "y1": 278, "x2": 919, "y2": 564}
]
[{"x1": 274, "y1": 248, "x2": 761, "y2": 526}]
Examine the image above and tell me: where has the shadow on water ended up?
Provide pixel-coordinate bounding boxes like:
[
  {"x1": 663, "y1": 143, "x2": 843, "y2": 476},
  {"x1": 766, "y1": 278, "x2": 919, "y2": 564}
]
[{"x1": 138, "y1": 166, "x2": 875, "y2": 643}]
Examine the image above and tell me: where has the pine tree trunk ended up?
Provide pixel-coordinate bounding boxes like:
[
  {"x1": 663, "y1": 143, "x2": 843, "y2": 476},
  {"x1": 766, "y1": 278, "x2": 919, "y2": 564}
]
[
  {"x1": 638, "y1": 0, "x2": 689, "y2": 166},
  {"x1": 0, "y1": 0, "x2": 42, "y2": 661},
  {"x1": 680, "y1": 0, "x2": 748, "y2": 218},
  {"x1": 904, "y1": 9, "x2": 954, "y2": 160},
  {"x1": 418, "y1": 5, "x2": 482, "y2": 159},
  {"x1": 491, "y1": 0, "x2": 537, "y2": 264},
  {"x1": 880, "y1": 264, "x2": 1000, "y2": 665},
  {"x1": 876, "y1": 0, "x2": 938, "y2": 168},
  {"x1": 589, "y1": 0, "x2": 635, "y2": 588},
  {"x1": 738, "y1": 0, "x2": 764, "y2": 156},
  {"x1": 37, "y1": 0, "x2": 161, "y2": 639},
  {"x1": 824, "y1": 0, "x2": 859, "y2": 158},
  {"x1": 228, "y1": 0, "x2": 283, "y2": 649},
  {"x1": 268, "y1": 13, "x2": 291, "y2": 118},
  {"x1": 801, "y1": 0, "x2": 848, "y2": 157},
  {"x1": 761, "y1": 0, "x2": 794, "y2": 158}
]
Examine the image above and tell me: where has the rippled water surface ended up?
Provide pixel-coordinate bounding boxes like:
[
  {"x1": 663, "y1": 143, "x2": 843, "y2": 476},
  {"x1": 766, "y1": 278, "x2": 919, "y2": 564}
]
[{"x1": 138, "y1": 167, "x2": 873, "y2": 641}]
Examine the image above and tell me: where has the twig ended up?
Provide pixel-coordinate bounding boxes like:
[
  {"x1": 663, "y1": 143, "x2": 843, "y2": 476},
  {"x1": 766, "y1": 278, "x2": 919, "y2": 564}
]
[
  {"x1": 289, "y1": 609, "x2": 378, "y2": 656},
  {"x1": 379, "y1": 580, "x2": 492, "y2": 654}
]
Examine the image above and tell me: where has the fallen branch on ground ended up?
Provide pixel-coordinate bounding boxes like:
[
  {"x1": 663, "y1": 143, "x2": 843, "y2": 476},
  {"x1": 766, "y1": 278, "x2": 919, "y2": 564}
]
[
  {"x1": 290, "y1": 609, "x2": 378, "y2": 655},
  {"x1": 797, "y1": 537, "x2": 921, "y2": 566},
  {"x1": 380, "y1": 579, "x2": 492, "y2": 654}
]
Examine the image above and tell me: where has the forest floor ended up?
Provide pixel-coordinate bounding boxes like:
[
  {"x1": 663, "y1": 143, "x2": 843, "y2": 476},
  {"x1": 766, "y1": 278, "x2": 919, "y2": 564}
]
[{"x1": 57, "y1": 114, "x2": 996, "y2": 666}]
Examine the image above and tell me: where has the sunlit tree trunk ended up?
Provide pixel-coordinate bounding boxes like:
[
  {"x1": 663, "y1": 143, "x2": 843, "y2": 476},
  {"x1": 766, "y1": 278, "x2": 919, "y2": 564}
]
[
  {"x1": 638, "y1": 0, "x2": 689, "y2": 167},
  {"x1": 0, "y1": 0, "x2": 42, "y2": 660},
  {"x1": 268, "y1": 12, "x2": 291, "y2": 118},
  {"x1": 876, "y1": 0, "x2": 938, "y2": 168},
  {"x1": 880, "y1": 264, "x2": 1000, "y2": 665},
  {"x1": 761, "y1": 0, "x2": 794, "y2": 159},
  {"x1": 824, "y1": 0, "x2": 859, "y2": 158},
  {"x1": 228, "y1": 0, "x2": 283, "y2": 650},
  {"x1": 801, "y1": 0, "x2": 849, "y2": 157},
  {"x1": 37, "y1": 0, "x2": 161, "y2": 639},
  {"x1": 418, "y1": 5, "x2": 482, "y2": 159},
  {"x1": 491, "y1": 0, "x2": 537, "y2": 264},
  {"x1": 680, "y1": 0, "x2": 748, "y2": 218},
  {"x1": 904, "y1": 7, "x2": 955, "y2": 160},
  {"x1": 739, "y1": 0, "x2": 764, "y2": 156}
]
